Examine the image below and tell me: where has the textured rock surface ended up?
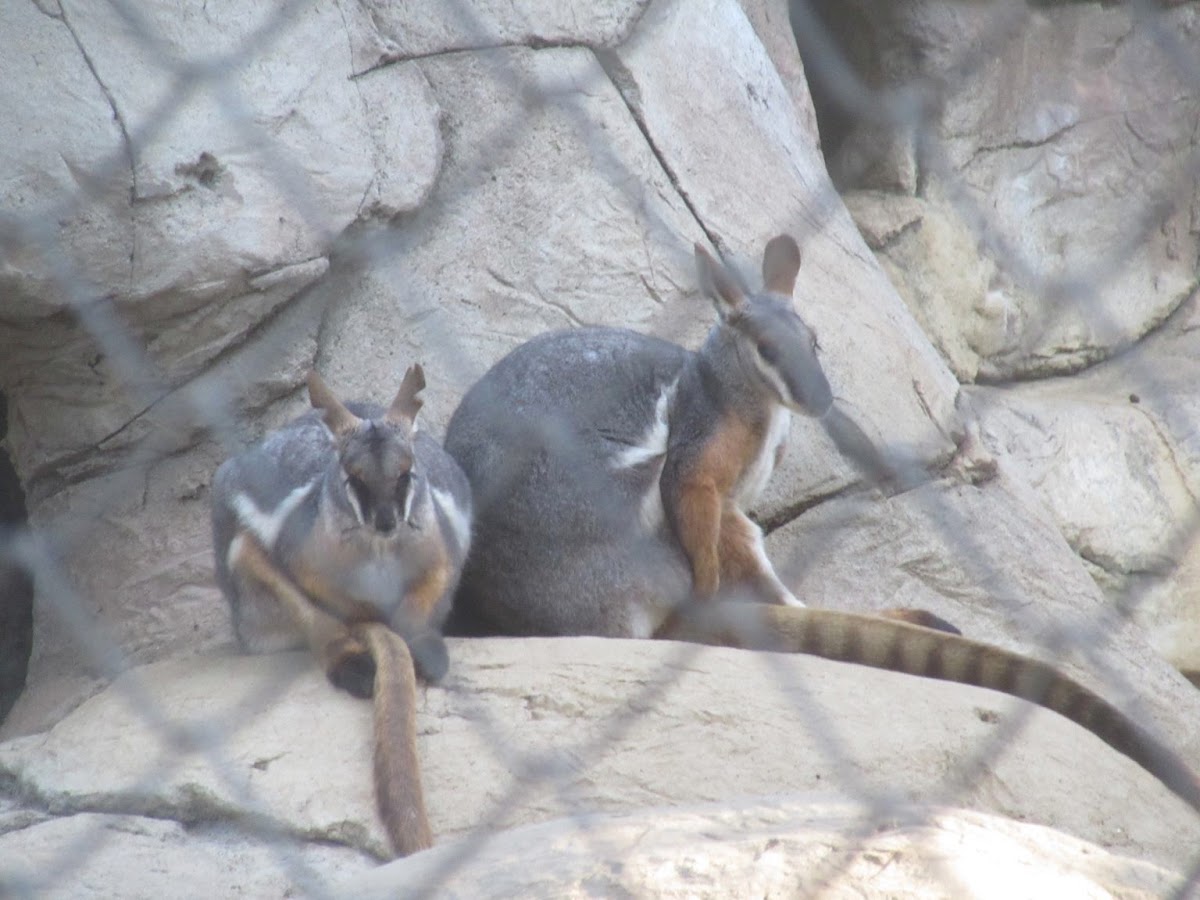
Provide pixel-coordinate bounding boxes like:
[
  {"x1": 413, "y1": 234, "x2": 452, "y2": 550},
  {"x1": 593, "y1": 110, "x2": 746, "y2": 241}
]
[
  {"x1": 348, "y1": 799, "x2": 1182, "y2": 900},
  {"x1": 4, "y1": 0, "x2": 1200, "y2": 893},
  {"x1": 963, "y1": 303, "x2": 1200, "y2": 679},
  {"x1": 0, "y1": 813, "x2": 372, "y2": 900},
  {"x1": 766, "y1": 471, "x2": 1200, "y2": 756},
  {"x1": 2, "y1": 0, "x2": 968, "y2": 740},
  {"x1": 2, "y1": 642, "x2": 1197, "y2": 892},
  {"x1": 825, "y1": 2, "x2": 1200, "y2": 381}
]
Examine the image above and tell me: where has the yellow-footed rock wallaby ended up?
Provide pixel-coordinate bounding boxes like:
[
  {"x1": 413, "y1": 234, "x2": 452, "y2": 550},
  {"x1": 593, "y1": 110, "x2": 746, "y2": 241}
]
[
  {"x1": 212, "y1": 366, "x2": 471, "y2": 855},
  {"x1": 443, "y1": 234, "x2": 1200, "y2": 818}
]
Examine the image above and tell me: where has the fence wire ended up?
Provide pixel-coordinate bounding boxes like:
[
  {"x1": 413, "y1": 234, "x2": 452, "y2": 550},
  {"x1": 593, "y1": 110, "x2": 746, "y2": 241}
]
[{"x1": 3, "y1": 0, "x2": 1200, "y2": 897}]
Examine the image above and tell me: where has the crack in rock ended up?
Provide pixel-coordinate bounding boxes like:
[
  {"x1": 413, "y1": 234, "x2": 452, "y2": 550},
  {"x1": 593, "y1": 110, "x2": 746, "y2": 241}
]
[{"x1": 593, "y1": 47, "x2": 718, "y2": 253}]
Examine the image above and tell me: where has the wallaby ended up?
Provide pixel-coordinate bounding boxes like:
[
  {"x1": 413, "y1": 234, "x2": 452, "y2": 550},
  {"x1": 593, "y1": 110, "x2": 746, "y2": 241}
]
[
  {"x1": 211, "y1": 366, "x2": 472, "y2": 856},
  {"x1": 444, "y1": 234, "x2": 1200, "y2": 818}
]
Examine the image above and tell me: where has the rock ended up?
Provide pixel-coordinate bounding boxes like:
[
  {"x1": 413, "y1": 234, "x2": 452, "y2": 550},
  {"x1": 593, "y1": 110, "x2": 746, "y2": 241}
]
[
  {"x1": 2, "y1": 641, "x2": 1198, "y2": 877},
  {"x1": 766, "y1": 472, "x2": 1200, "y2": 758},
  {"x1": 1, "y1": 1, "x2": 443, "y2": 500},
  {"x1": 822, "y1": 2, "x2": 1200, "y2": 380},
  {"x1": 963, "y1": 308, "x2": 1200, "y2": 681},
  {"x1": 0, "y1": 812, "x2": 373, "y2": 900},
  {"x1": 3, "y1": 2, "x2": 1200, "y2": 894},
  {"x1": 346, "y1": 0, "x2": 649, "y2": 70},
  {"x1": 346, "y1": 798, "x2": 1182, "y2": 899}
]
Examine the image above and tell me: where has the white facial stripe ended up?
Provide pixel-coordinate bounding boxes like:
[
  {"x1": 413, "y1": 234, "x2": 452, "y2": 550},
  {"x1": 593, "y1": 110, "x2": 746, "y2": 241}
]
[
  {"x1": 232, "y1": 480, "x2": 316, "y2": 550},
  {"x1": 342, "y1": 475, "x2": 366, "y2": 525},
  {"x1": 611, "y1": 379, "x2": 678, "y2": 470},
  {"x1": 431, "y1": 486, "x2": 471, "y2": 550},
  {"x1": 751, "y1": 350, "x2": 798, "y2": 409},
  {"x1": 403, "y1": 472, "x2": 418, "y2": 526}
]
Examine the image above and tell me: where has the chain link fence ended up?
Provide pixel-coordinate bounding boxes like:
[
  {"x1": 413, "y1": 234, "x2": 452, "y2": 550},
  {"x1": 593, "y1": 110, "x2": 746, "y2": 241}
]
[{"x1": 3, "y1": 0, "x2": 1200, "y2": 896}]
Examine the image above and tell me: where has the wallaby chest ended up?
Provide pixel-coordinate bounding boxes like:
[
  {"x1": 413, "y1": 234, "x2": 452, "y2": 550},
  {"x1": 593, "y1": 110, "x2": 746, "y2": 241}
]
[
  {"x1": 667, "y1": 390, "x2": 790, "y2": 510},
  {"x1": 285, "y1": 501, "x2": 439, "y2": 622}
]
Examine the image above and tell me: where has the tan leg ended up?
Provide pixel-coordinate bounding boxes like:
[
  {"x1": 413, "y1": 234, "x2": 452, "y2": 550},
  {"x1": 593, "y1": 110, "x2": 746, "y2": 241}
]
[
  {"x1": 402, "y1": 551, "x2": 451, "y2": 624},
  {"x1": 229, "y1": 533, "x2": 370, "y2": 693},
  {"x1": 717, "y1": 506, "x2": 799, "y2": 606},
  {"x1": 668, "y1": 480, "x2": 722, "y2": 598}
]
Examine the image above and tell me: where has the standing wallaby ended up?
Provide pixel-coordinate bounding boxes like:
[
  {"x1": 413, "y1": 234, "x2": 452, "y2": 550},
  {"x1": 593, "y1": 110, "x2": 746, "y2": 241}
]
[
  {"x1": 211, "y1": 366, "x2": 472, "y2": 856},
  {"x1": 444, "y1": 235, "x2": 1200, "y2": 819}
]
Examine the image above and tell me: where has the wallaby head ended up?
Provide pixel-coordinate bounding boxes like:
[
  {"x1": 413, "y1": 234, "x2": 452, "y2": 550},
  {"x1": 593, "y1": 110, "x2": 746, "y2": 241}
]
[
  {"x1": 308, "y1": 366, "x2": 425, "y2": 537},
  {"x1": 695, "y1": 235, "x2": 833, "y2": 418}
]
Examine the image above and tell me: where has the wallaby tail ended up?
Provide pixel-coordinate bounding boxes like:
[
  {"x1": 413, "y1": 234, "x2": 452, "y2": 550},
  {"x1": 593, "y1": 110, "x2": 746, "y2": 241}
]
[
  {"x1": 659, "y1": 601, "x2": 1200, "y2": 817},
  {"x1": 357, "y1": 621, "x2": 433, "y2": 856}
]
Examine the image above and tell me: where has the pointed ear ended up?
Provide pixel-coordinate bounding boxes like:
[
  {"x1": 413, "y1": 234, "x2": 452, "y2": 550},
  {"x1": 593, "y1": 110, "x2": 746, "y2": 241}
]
[
  {"x1": 761, "y1": 234, "x2": 801, "y2": 296},
  {"x1": 307, "y1": 371, "x2": 360, "y2": 436},
  {"x1": 386, "y1": 363, "x2": 425, "y2": 427},
  {"x1": 694, "y1": 243, "x2": 746, "y2": 320}
]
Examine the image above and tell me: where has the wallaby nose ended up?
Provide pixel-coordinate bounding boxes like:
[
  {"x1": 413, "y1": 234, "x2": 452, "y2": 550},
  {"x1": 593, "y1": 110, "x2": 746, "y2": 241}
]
[{"x1": 374, "y1": 509, "x2": 397, "y2": 534}]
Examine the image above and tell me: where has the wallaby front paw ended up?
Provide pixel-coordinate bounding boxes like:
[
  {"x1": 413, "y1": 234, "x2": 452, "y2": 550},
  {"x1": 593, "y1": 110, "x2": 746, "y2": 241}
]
[
  {"x1": 326, "y1": 635, "x2": 376, "y2": 698},
  {"x1": 408, "y1": 630, "x2": 449, "y2": 684}
]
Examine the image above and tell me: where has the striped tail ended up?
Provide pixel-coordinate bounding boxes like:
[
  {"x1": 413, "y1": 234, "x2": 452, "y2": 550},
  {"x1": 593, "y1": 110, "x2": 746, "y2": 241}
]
[
  {"x1": 661, "y1": 601, "x2": 1200, "y2": 817},
  {"x1": 357, "y1": 621, "x2": 433, "y2": 857}
]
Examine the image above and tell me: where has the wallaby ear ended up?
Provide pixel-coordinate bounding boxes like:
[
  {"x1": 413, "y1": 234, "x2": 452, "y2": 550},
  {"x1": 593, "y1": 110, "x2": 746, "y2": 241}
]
[
  {"x1": 308, "y1": 371, "x2": 360, "y2": 436},
  {"x1": 386, "y1": 363, "x2": 425, "y2": 427},
  {"x1": 761, "y1": 234, "x2": 801, "y2": 297},
  {"x1": 694, "y1": 243, "x2": 746, "y2": 320}
]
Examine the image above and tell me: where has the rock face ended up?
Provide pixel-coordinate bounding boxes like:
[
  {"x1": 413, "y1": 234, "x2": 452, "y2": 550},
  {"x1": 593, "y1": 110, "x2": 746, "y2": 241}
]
[
  {"x1": 3, "y1": 0, "x2": 1200, "y2": 894},
  {"x1": 349, "y1": 799, "x2": 1181, "y2": 900},
  {"x1": 805, "y1": 0, "x2": 1200, "y2": 683},
  {"x1": 0, "y1": 643, "x2": 1195, "y2": 895},
  {"x1": 818, "y1": 1, "x2": 1200, "y2": 383},
  {"x1": 2, "y1": 0, "x2": 964, "y2": 738}
]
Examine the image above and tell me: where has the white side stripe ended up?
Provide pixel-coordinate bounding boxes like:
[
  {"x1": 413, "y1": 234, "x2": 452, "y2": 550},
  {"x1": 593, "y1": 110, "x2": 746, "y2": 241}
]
[
  {"x1": 431, "y1": 486, "x2": 471, "y2": 551},
  {"x1": 232, "y1": 480, "x2": 316, "y2": 550},
  {"x1": 611, "y1": 379, "x2": 678, "y2": 469}
]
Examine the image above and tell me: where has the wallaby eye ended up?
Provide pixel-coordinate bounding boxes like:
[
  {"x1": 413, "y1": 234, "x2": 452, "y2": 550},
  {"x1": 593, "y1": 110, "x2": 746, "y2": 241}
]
[
  {"x1": 395, "y1": 471, "x2": 412, "y2": 500},
  {"x1": 756, "y1": 340, "x2": 778, "y2": 365}
]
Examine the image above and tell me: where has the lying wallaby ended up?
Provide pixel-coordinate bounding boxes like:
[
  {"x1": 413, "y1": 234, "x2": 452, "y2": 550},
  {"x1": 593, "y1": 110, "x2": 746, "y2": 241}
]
[
  {"x1": 444, "y1": 234, "x2": 1200, "y2": 818},
  {"x1": 211, "y1": 366, "x2": 472, "y2": 855}
]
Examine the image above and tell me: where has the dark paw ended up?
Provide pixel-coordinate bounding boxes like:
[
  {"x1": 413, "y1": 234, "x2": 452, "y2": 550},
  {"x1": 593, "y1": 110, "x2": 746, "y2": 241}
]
[
  {"x1": 409, "y1": 631, "x2": 449, "y2": 684},
  {"x1": 328, "y1": 648, "x2": 376, "y2": 699},
  {"x1": 879, "y1": 607, "x2": 962, "y2": 636}
]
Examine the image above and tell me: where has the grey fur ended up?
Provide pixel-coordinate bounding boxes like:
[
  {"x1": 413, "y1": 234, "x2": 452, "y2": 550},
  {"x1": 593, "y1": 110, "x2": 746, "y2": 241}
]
[
  {"x1": 444, "y1": 238, "x2": 827, "y2": 638},
  {"x1": 212, "y1": 387, "x2": 472, "y2": 682}
]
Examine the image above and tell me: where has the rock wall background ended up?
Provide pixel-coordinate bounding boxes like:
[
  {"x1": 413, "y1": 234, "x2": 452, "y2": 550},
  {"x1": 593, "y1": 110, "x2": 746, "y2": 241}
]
[{"x1": 2, "y1": 0, "x2": 1199, "y2": 895}]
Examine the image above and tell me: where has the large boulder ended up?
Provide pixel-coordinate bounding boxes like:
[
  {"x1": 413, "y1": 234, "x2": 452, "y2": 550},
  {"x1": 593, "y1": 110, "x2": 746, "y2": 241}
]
[
  {"x1": 348, "y1": 799, "x2": 1181, "y2": 899},
  {"x1": 1, "y1": 641, "x2": 1196, "y2": 892},
  {"x1": 4, "y1": 0, "x2": 1200, "y2": 892}
]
